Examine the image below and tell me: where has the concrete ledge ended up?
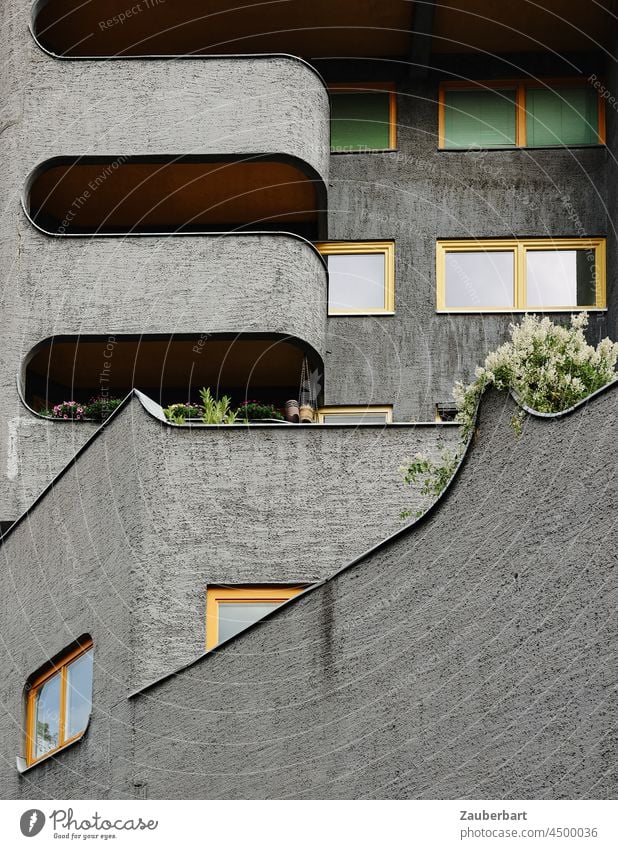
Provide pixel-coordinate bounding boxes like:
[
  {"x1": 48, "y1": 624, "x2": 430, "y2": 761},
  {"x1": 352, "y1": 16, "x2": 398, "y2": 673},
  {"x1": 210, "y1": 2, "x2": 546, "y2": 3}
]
[
  {"x1": 18, "y1": 53, "x2": 330, "y2": 185},
  {"x1": 17, "y1": 232, "x2": 329, "y2": 359}
]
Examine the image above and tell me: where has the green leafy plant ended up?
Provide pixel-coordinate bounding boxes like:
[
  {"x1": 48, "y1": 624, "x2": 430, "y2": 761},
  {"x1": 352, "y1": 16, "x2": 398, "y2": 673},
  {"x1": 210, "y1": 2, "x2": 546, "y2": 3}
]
[
  {"x1": 163, "y1": 403, "x2": 203, "y2": 425},
  {"x1": 83, "y1": 396, "x2": 123, "y2": 421},
  {"x1": 199, "y1": 387, "x2": 238, "y2": 424},
  {"x1": 401, "y1": 313, "x2": 618, "y2": 518},
  {"x1": 237, "y1": 401, "x2": 284, "y2": 421}
]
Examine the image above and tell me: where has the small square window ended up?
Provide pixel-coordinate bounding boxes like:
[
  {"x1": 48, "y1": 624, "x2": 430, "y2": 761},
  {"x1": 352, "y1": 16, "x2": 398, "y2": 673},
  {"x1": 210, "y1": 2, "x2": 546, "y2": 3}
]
[
  {"x1": 526, "y1": 87, "x2": 599, "y2": 147},
  {"x1": 443, "y1": 88, "x2": 517, "y2": 149},
  {"x1": 444, "y1": 250, "x2": 515, "y2": 309},
  {"x1": 317, "y1": 241, "x2": 395, "y2": 315},
  {"x1": 26, "y1": 640, "x2": 93, "y2": 766},
  {"x1": 330, "y1": 85, "x2": 396, "y2": 152},
  {"x1": 206, "y1": 587, "x2": 304, "y2": 650}
]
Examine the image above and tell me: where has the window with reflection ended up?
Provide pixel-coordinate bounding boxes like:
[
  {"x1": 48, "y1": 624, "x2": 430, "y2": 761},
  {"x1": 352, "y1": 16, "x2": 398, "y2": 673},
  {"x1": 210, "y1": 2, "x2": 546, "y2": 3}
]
[
  {"x1": 330, "y1": 84, "x2": 396, "y2": 152},
  {"x1": 26, "y1": 640, "x2": 93, "y2": 766},
  {"x1": 439, "y1": 79, "x2": 604, "y2": 149},
  {"x1": 437, "y1": 239, "x2": 605, "y2": 311},
  {"x1": 318, "y1": 406, "x2": 393, "y2": 424},
  {"x1": 206, "y1": 587, "x2": 304, "y2": 650},
  {"x1": 317, "y1": 241, "x2": 395, "y2": 314}
]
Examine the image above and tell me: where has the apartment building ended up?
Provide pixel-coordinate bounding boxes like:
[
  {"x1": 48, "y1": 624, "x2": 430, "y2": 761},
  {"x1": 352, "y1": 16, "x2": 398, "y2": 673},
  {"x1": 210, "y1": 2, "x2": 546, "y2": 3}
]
[{"x1": 0, "y1": 1, "x2": 616, "y2": 798}]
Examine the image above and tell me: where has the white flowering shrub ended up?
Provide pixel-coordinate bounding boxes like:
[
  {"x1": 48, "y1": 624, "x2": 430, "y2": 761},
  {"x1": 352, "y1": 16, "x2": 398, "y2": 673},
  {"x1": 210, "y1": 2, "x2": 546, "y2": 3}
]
[
  {"x1": 401, "y1": 313, "x2": 618, "y2": 518},
  {"x1": 454, "y1": 312, "x2": 618, "y2": 438}
]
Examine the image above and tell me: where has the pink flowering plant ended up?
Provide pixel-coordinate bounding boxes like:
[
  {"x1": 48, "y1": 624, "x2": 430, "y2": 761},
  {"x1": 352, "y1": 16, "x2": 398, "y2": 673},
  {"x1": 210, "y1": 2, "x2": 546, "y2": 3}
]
[{"x1": 51, "y1": 401, "x2": 85, "y2": 421}]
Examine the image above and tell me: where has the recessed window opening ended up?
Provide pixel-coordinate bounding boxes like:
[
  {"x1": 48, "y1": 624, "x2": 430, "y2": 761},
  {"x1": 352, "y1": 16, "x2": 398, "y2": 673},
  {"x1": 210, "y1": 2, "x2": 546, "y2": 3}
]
[
  {"x1": 317, "y1": 241, "x2": 395, "y2": 314},
  {"x1": 26, "y1": 639, "x2": 93, "y2": 766}
]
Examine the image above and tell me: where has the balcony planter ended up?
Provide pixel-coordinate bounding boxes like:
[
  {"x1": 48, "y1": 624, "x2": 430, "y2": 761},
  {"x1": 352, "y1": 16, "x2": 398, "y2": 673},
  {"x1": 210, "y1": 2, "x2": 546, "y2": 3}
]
[
  {"x1": 299, "y1": 404, "x2": 315, "y2": 423},
  {"x1": 284, "y1": 400, "x2": 300, "y2": 423}
]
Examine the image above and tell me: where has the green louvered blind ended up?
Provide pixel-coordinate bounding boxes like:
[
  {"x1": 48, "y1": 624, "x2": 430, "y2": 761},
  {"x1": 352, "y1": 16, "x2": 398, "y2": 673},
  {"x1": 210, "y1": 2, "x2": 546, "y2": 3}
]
[
  {"x1": 331, "y1": 92, "x2": 392, "y2": 151},
  {"x1": 443, "y1": 89, "x2": 517, "y2": 149},
  {"x1": 526, "y1": 87, "x2": 599, "y2": 146}
]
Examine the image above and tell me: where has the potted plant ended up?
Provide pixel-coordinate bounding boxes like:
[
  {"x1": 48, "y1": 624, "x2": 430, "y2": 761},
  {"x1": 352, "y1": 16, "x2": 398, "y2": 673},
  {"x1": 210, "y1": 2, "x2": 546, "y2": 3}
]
[
  {"x1": 163, "y1": 403, "x2": 204, "y2": 424},
  {"x1": 299, "y1": 403, "x2": 315, "y2": 423},
  {"x1": 83, "y1": 396, "x2": 123, "y2": 421},
  {"x1": 284, "y1": 399, "x2": 300, "y2": 423},
  {"x1": 49, "y1": 401, "x2": 86, "y2": 421}
]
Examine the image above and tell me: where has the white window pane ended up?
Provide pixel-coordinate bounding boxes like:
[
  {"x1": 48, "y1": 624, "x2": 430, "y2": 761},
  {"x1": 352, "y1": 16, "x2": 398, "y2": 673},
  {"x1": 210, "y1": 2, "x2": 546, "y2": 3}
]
[
  {"x1": 526, "y1": 250, "x2": 595, "y2": 307},
  {"x1": 322, "y1": 412, "x2": 389, "y2": 423},
  {"x1": 65, "y1": 650, "x2": 93, "y2": 740},
  {"x1": 328, "y1": 253, "x2": 385, "y2": 311},
  {"x1": 445, "y1": 251, "x2": 514, "y2": 308},
  {"x1": 34, "y1": 673, "x2": 61, "y2": 759},
  {"x1": 217, "y1": 602, "x2": 282, "y2": 644}
]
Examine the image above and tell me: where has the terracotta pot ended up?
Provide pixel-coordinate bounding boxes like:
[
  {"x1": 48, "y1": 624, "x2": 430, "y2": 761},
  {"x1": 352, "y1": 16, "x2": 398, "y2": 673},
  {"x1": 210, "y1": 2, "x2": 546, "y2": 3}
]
[
  {"x1": 284, "y1": 399, "x2": 300, "y2": 423},
  {"x1": 299, "y1": 404, "x2": 315, "y2": 423}
]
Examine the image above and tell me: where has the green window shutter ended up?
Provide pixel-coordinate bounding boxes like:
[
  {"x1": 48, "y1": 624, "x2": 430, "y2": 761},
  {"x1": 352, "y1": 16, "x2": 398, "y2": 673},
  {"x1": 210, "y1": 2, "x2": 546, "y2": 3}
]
[
  {"x1": 526, "y1": 87, "x2": 599, "y2": 146},
  {"x1": 330, "y1": 92, "x2": 391, "y2": 151},
  {"x1": 443, "y1": 89, "x2": 517, "y2": 148}
]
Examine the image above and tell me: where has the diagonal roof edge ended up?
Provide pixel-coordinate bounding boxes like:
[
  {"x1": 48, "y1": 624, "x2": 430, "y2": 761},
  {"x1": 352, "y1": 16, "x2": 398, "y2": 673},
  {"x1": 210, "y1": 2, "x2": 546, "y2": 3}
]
[{"x1": 128, "y1": 374, "x2": 618, "y2": 699}]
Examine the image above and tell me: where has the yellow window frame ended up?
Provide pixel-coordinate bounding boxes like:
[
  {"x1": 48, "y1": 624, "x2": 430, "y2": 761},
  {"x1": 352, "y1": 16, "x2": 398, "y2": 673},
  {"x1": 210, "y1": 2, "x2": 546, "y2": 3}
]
[
  {"x1": 436, "y1": 238, "x2": 606, "y2": 312},
  {"x1": 206, "y1": 586, "x2": 304, "y2": 651},
  {"x1": 317, "y1": 240, "x2": 395, "y2": 315},
  {"x1": 26, "y1": 638, "x2": 93, "y2": 767},
  {"x1": 329, "y1": 82, "x2": 397, "y2": 151},
  {"x1": 438, "y1": 77, "x2": 606, "y2": 149},
  {"x1": 317, "y1": 405, "x2": 393, "y2": 423}
]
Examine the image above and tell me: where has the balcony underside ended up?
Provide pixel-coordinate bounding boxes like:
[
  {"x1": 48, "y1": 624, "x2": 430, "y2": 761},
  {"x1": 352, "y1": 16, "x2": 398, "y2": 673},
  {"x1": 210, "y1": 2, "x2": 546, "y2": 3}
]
[
  {"x1": 33, "y1": 0, "x2": 613, "y2": 58},
  {"x1": 33, "y1": 0, "x2": 414, "y2": 58},
  {"x1": 24, "y1": 335, "x2": 323, "y2": 413},
  {"x1": 27, "y1": 157, "x2": 325, "y2": 239}
]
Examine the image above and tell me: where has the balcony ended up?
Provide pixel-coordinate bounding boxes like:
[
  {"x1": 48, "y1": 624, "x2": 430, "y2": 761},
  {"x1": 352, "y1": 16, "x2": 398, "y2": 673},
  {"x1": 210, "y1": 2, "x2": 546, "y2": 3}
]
[
  {"x1": 32, "y1": 0, "x2": 413, "y2": 58},
  {"x1": 23, "y1": 334, "x2": 323, "y2": 417},
  {"x1": 18, "y1": 231, "x2": 327, "y2": 415},
  {"x1": 32, "y1": 1, "x2": 614, "y2": 60},
  {"x1": 18, "y1": 55, "x2": 329, "y2": 218},
  {"x1": 26, "y1": 155, "x2": 325, "y2": 239}
]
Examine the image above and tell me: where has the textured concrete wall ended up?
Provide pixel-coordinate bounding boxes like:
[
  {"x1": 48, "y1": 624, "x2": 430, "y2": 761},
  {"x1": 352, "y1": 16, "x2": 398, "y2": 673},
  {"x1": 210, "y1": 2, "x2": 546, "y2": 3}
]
[
  {"x1": 606, "y1": 39, "x2": 618, "y2": 343},
  {"x1": 127, "y1": 402, "x2": 459, "y2": 685},
  {"x1": 0, "y1": 395, "x2": 459, "y2": 797},
  {"x1": 17, "y1": 233, "x2": 327, "y2": 354},
  {"x1": 131, "y1": 385, "x2": 618, "y2": 799},
  {"x1": 324, "y1": 55, "x2": 611, "y2": 420},
  {"x1": 0, "y1": 410, "x2": 140, "y2": 800},
  {"x1": 0, "y1": 0, "x2": 329, "y2": 520},
  {"x1": 22, "y1": 51, "x2": 330, "y2": 181},
  {"x1": 5, "y1": 232, "x2": 328, "y2": 519}
]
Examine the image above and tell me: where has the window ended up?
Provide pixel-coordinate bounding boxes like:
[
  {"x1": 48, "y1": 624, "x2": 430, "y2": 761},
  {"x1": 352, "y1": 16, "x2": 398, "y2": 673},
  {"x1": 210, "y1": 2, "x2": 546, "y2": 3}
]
[
  {"x1": 436, "y1": 239, "x2": 606, "y2": 312},
  {"x1": 317, "y1": 406, "x2": 393, "y2": 424},
  {"x1": 317, "y1": 241, "x2": 395, "y2": 314},
  {"x1": 439, "y1": 79, "x2": 605, "y2": 149},
  {"x1": 435, "y1": 403, "x2": 458, "y2": 423},
  {"x1": 26, "y1": 640, "x2": 93, "y2": 766},
  {"x1": 206, "y1": 587, "x2": 304, "y2": 650},
  {"x1": 330, "y1": 84, "x2": 397, "y2": 152}
]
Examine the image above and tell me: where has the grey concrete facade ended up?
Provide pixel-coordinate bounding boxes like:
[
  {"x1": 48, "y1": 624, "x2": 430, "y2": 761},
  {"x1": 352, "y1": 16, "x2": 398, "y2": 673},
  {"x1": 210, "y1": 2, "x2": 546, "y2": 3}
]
[
  {"x1": 0, "y1": 0, "x2": 616, "y2": 804},
  {"x1": 0, "y1": 393, "x2": 459, "y2": 798},
  {"x1": 2, "y1": 385, "x2": 616, "y2": 798},
  {"x1": 323, "y1": 52, "x2": 615, "y2": 419}
]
